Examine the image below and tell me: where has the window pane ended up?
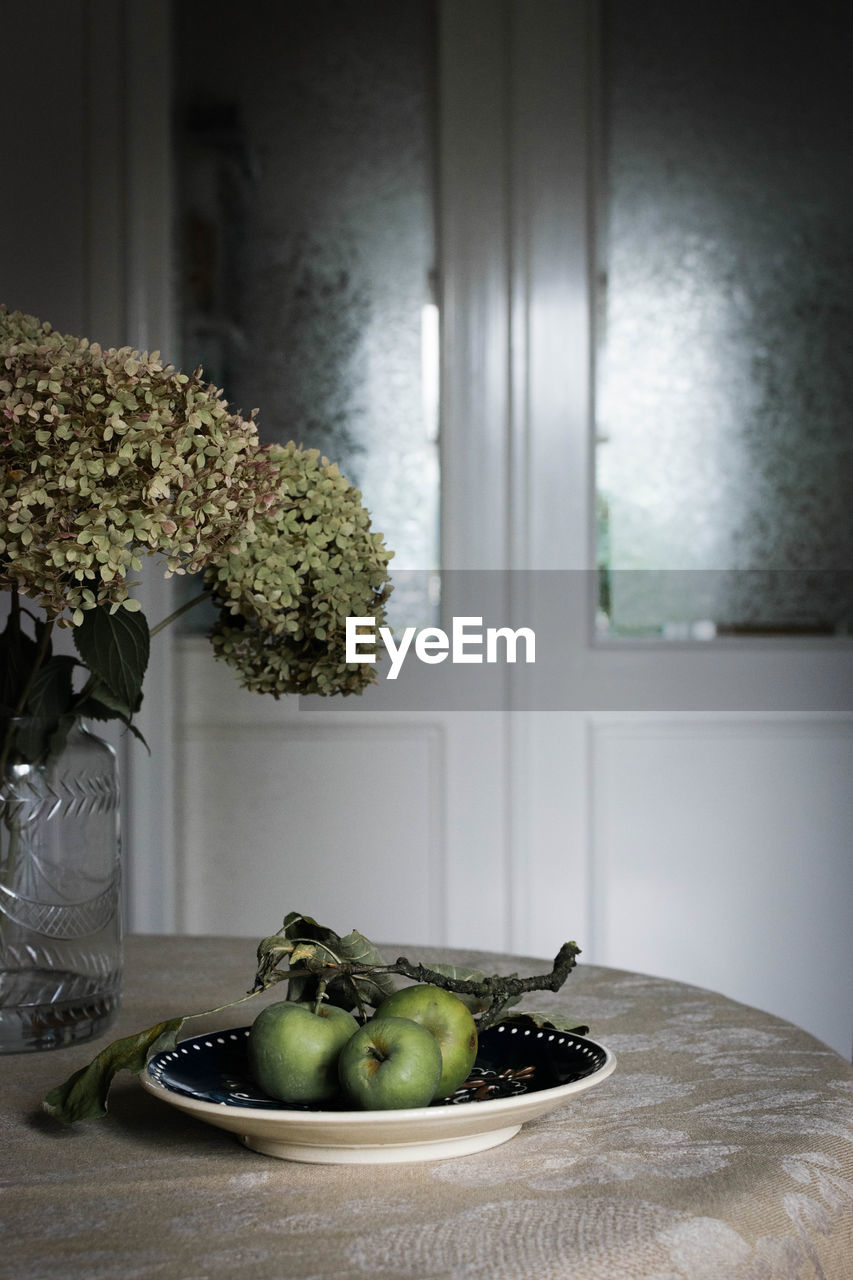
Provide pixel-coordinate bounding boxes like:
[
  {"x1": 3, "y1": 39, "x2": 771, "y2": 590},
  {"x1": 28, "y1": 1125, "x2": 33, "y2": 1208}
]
[
  {"x1": 174, "y1": 0, "x2": 439, "y2": 627},
  {"x1": 595, "y1": 0, "x2": 853, "y2": 638}
]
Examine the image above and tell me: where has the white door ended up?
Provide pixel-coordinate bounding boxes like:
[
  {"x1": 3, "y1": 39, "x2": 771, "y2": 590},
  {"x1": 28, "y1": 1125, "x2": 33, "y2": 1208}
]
[{"x1": 124, "y1": 2, "x2": 853, "y2": 1058}]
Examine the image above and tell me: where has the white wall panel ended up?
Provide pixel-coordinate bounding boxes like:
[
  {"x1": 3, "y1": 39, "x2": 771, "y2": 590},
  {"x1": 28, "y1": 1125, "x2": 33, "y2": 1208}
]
[
  {"x1": 178, "y1": 721, "x2": 444, "y2": 945},
  {"x1": 174, "y1": 638, "x2": 511, "y2": 952},
  {"x1": 590, "y1": 716, "x2": 853, "y2": 1057}
]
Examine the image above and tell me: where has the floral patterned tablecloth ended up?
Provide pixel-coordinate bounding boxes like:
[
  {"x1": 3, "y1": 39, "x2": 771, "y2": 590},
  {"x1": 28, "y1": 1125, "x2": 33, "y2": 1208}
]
[{"x1": 2, "y1": 934, "x2": 852, "y2": 1280}]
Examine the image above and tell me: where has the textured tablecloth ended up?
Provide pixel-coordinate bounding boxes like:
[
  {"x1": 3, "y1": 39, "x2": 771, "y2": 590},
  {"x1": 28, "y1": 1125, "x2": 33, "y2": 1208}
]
[{"x1": 2, "y1": 934, "x2": 852, "y2": 1280}]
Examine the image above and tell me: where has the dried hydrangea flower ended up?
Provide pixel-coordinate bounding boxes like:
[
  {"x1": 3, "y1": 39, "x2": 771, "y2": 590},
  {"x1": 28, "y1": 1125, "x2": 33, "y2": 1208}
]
[
  {"x1": 205, "y1": 442, "x2": 393, "y2": 696},
  {"x1": 0, "y1": 306, "x2": 279, "y2": 623}
]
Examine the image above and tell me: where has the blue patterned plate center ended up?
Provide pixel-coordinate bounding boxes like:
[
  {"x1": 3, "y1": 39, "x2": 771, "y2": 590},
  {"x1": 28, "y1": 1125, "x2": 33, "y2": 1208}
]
[{"x1": 147, "y1": 1019, "x2": 609, "y2": 1112}]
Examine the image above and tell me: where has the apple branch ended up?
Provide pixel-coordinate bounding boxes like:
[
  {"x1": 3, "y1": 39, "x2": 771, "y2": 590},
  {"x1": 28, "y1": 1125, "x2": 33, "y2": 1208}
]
[
  {"x1": 253, "y1": 941, "x2": 582, "y2": 1029},
  {"x1": 44, "y1": 917, "x2": 585, "y2": 1124},
  {"x1": 383, "y1": 942, "x2": 582, "y2": 1028}
]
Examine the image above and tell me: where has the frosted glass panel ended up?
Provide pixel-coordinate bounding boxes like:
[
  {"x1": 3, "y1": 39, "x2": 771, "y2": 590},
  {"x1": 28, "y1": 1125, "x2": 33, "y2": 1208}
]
[
  {"x1": 174, "y1": 1, "x2": 439, "y2": 622},
  {"x1": 595, "y1": 0, "x2": 853, "y2": 637}
]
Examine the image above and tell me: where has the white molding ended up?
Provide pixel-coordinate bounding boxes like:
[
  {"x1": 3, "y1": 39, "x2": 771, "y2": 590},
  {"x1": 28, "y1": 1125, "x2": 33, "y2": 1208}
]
[
  {"x1": 84, "y1": 1, "x2": 126, "y2": 343},
  {"x1": 505, "y1": 2, "x2": 594, "y2": 955},
  {"x1": 438, "y1": 0, "x2": 593, "y2": 576},
  {"x1": 438, "y1": 1, "x2": 510, "y2": 575},
  {"x1": 588, "y1": 710, "x2": 853, "y2": 736},
  {"x1": 507, "y1": 0, "x2": 594, "y2": 574},
  {"x1": 123, "y1": 0, "x2": 175, "y2": 359},
  {"x1": 437, "y1": 2, "x2": 596, "y2": 954},
  {"x1": 438, "y1": 2, "x2": 596, "y2": 952}
]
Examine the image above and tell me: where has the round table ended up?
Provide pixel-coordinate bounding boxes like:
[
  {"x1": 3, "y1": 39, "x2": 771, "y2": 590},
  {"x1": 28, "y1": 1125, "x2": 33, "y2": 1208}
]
[{"x1": 3, "y1": 934, "x2": 853, "y2": 1279}]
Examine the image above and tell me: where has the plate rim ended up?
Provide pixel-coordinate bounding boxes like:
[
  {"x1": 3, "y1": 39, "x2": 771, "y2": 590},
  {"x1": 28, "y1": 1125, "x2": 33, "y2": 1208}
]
[{"x1": 142, "y1": 1023, "x2": 617, "y2": 1129}]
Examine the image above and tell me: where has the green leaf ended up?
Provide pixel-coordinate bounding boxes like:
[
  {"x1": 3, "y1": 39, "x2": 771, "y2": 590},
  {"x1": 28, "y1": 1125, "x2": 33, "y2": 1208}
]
[
  {"x1": 6, "y1": 717, "x2": 53, "y2": 764},
  {"x1": 73, "y1": 606, "x2": 150, "y2": 710},
  {"x1": 254, "y1": 914, "x2": 395, "y2": 1012},
  {"x1": 279, "y1": 912, "x2": 348, "y2": 1005},
  {"x1": 25, "y1": 654, "x2": 78, "y2": 721},
  {"x1": 252, "y1": 913, "x2": 338, "y2": 1001},
  {"x1": 42, "y1": 1018, "x2": 184, "y2": 1124},
  {"x1": 79, "y1": 700, "x2": 149, "y2": 750},
  {"x1": 336, "y1": 929, "x2": 396, "y2": 1008},
  {"x1": 288, "y1": 941, "x2": 330, "y2": 969},
  {"x1": 281, "y1": 910, "x2": 323, "y2": 936},
  {"x1": 0, "y1": 611, "x2": 41, "y2": 709},
  {"x1": 76, "y1": 684, "x2": 151, "y2": 751},
  {"x1": 253, "y1": 932, "x2": 297, "y2": 991},
  {"x1": 0, "y1": 644, "x2": 78, "y2": 763},
  {"x1": 78, "y1": 678, "x2": 135, "y2": 720}
]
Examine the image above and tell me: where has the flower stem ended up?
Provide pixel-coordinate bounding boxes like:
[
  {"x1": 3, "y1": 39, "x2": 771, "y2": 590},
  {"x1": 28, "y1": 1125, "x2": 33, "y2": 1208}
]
[
  {"x1": 149, "y1": 589, "x2": 210, "y2": 638},
  {"x1": 12, "y1": 599, "x2": 55, "y2": 717},
  {"x1": 0, "y1": 596, "x2": 55, "y2": 776}
]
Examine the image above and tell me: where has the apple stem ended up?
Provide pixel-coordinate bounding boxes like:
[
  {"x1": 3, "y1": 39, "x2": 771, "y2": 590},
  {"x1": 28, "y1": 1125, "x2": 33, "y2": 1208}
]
[{"x1": 311, "y1": 981, "x2": 329, "y2": 1017}]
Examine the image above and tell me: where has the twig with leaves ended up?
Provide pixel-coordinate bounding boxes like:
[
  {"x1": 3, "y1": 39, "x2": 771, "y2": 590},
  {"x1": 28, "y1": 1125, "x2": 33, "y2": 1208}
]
[{"x1": 43, "y1": 910, "x2": 584, "y2": 1125}]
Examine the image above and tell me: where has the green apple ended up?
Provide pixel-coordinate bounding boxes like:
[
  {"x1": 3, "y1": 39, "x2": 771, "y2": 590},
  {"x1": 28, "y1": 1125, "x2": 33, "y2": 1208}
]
[
  {"x1": 374, "y1": 984, "x2": 478, "y2": 1098},
  {"x1": 247, "y1": 1000, "x2": 359, "y2": 1105},
  {"x1": 337, "y1": 1016, "x2": 443, "y2": 1110}
]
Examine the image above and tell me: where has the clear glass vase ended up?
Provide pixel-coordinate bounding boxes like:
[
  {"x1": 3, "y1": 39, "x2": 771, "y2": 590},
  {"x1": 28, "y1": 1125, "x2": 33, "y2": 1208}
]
[{"x1": 0, "y1": 716, "x2": 122, "y2": 1053}]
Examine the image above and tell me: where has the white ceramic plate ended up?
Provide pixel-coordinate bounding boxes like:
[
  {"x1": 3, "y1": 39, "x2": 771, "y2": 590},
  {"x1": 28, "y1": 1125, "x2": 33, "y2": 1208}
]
[{"x1": 142, "y1": 1019, "x2": 616, "y2": 1164}]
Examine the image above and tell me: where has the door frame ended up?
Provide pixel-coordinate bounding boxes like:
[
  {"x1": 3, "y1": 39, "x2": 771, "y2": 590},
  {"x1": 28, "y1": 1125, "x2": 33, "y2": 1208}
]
[
  {"x1": 112, "y1": 0, "x2": 179, "y2": 931},
  {"x1": 122, "y1": 0, "x2": 852, "y2": 963}
]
